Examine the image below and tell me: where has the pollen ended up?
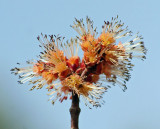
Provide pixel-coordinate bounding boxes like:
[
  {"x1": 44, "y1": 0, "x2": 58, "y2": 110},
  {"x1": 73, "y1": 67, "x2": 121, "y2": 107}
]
[
  {"x1": 99, "y1": 32, "x2": 115, "y2": 46},
  {"x1": 54, "y1": 62, "x2": 68, "y2": 73},
  {"x1": 81, "y1": 34, "x2": 98, "y2": 51},
  {"x1": 62, "y1": 74, "x2": 93, "y2": 96},
  {"x1": 62, "y1": 74, "x2": 83, "y2": 90},
  {"x1": 61, "y1": 74, "x2": 106, "y2": 107},
  {"x1": 33, "y1": 62, "x2": 44, "y2": 74},
  {"x1": 42, "y1": 71, "x2": 58, "y2": 84}
]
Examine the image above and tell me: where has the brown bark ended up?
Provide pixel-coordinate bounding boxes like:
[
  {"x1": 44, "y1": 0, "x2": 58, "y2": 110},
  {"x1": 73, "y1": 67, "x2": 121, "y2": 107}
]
[{"x1": 69, "y1": 92, "x2": 81, "y2": 129}]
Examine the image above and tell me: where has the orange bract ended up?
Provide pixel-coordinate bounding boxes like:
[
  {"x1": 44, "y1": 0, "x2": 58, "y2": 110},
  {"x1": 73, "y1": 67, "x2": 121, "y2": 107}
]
[
  {"x1": 102, "y1": 62, "x2": 112, "y2": 78},
  {"x1": 67, "y1": 56, "x2": 80, "y2": 72},
  {"x1": 86, "y1": 74, "x2": 100, "y2": 83}
]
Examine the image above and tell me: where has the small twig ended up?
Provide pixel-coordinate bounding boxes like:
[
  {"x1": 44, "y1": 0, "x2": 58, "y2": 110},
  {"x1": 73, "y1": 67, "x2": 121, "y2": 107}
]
[{"x1": 70, "y1": 91, "x2": 81, "y2": 129}]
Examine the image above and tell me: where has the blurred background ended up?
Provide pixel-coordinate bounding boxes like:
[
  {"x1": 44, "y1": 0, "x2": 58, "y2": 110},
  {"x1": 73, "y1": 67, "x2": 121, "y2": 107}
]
[{"x1": 0, "y1": 0, "x2": 160, "y2": 129}]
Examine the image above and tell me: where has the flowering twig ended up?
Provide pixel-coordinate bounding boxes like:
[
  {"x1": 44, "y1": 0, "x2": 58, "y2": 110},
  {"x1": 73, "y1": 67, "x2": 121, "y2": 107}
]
[{"x1": 11, "y1": 16, "x2": 147, "y2": 129}]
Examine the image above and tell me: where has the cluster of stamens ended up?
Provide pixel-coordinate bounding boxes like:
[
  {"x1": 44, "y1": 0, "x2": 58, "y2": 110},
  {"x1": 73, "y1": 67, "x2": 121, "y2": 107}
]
[{"x1": 11, "y1": 16, "x2": 147, "y2": 108}]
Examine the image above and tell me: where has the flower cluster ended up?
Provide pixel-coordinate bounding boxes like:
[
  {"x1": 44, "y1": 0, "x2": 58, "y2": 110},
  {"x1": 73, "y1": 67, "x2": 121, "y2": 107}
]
[{"x1": 11, "y1": 16, "x2": 147, "y2": 108}]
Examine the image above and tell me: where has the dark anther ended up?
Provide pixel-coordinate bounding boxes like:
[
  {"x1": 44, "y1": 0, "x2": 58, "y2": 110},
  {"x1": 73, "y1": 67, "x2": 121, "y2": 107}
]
[
  {"x1": 19, "y1": 75, "x2": 22, "y2": 79},
  {"x1": 18, "y1": 81, "x2": 23, "y2": 84},
  {"x1": 132, "y1": 47, "x2": 136, "y2": 49},
  {"x1": 37, "y1": 36, "x2": 40, "y2": 40},
  {"x1": 10, "y1": 68, "x2": 15, "y2": 71},
  {"x1": 49, "y1": 35, "x2": 53, "y2": 39},
  {"x1": 78, "y1": 84, "x2": 83, "y2": 88}
]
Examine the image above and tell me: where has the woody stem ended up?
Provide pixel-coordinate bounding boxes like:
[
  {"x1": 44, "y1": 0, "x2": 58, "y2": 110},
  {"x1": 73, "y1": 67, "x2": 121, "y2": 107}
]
[{"x1": 69, "y1": 91, "x2": 81, "y2": 129}]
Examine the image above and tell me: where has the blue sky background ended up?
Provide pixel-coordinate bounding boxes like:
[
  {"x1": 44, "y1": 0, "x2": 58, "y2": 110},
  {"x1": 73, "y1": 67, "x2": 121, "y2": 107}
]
[{"x1": 0, "y1": 0, "x2": 160, "y2": 129}]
